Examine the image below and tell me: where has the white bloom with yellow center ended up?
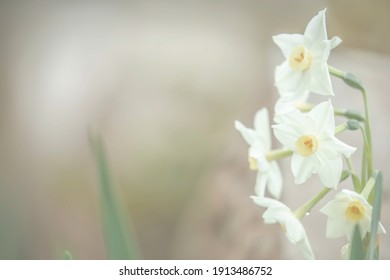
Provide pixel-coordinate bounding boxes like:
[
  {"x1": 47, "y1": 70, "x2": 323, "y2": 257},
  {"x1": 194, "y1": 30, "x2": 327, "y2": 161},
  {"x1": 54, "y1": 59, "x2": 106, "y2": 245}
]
[
  {"x1": 273, "y1": 9, "x2": 341, "y2": 99},
  {"x1": 235, "y1": 108, "x2": 282, "y2": 198},
  {"x1": 251, "y1": 196, "x2": 315, "y2": 260},
  {"x1": 272, "y1": 100, "x2": 356, "y2": 189},
  {"x1": 320, "y1": 189, "x2": 386, "y2": 241}
]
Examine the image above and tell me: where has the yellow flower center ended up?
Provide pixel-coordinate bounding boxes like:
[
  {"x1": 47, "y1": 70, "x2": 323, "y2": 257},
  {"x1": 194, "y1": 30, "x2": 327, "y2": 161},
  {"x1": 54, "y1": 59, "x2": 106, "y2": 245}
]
[
  {"x1": 296, "y1": 135, "x2": 318, "y2": 157},
  {"x1": 345, "y1": 201, "x2": 365, "y2": 222},
  {"x1": 248, "y1": 156, "x2": 258, "y2": 170},
  {"x1": 289, "y1": 45, "x2": 312, "y2": 70}
]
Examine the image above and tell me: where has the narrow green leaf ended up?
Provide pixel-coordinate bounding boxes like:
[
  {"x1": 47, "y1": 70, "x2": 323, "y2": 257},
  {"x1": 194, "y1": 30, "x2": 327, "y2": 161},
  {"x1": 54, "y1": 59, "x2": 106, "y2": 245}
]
[
  {"x1": 367, "y1": 171, "x2": 383, "y2": 259},
  {"x1": 350, "y1": 225, "x2": 365, "y2": 260},
  {"x1": 63, "y1": 250, "x2": 73, "y2": 260},
  {"x1": 90, "y1": 131, "x2": 138, "y2": 259}
]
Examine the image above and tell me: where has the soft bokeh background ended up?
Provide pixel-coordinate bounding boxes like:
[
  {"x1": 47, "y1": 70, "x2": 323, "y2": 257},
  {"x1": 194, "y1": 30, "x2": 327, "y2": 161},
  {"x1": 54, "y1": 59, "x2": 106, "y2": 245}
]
[{"x1": 0, "y1": 0, "x2": 389, "y2": 259}]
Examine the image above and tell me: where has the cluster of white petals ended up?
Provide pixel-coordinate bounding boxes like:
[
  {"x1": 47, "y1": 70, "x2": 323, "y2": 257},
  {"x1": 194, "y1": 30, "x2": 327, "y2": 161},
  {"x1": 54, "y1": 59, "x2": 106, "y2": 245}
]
[
  {"x1": 235, "y1": 108, "x2": 282, "y2": 198},
  {"x1": 235, "y1": 8, "x2": 386, "y2": 260},
  {"x1": 273, "y1": 9, "x2": 341, "y2": 102},
  {"x1": 320, "y1": 189, "x2": 386, "y2": 241},
  {"x1": 251, "y1": 196, "x2": 315, "y2": 259},
  {"x1": 273, "y1": 101, "x2": 356, "y2": 189}
]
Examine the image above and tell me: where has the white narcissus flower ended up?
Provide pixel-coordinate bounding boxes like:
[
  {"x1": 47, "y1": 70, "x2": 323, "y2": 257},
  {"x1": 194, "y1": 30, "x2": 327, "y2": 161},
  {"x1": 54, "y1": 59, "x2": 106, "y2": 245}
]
[
  {"x1": 235, "y1": 108, "x2": 282, "y2": 198},
  {"x1": 273, "y1": 9, "x2": 341, "y2": 99},
  {"x1": 320, "y1": 189, "x2": 386, "y2": 241},
  {"x1": 272, "y1": 100, "x2": 356, "y2": 189},
  {"x1": 251, "y1": 196, "x2": 315, "y2": 260}
]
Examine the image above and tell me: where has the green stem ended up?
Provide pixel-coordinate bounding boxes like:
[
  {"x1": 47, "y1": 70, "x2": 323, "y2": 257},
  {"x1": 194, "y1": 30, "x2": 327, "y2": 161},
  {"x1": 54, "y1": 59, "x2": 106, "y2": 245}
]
[
  {"x1": 345, "y1": 157, "x2": 361, "y2": 193},
  {"x1": 294, "y1": 187, "x2": 332, "y2": 219},
  {"x1": 359, "y1": 124, "x2": 371, "y2": 186},
  {"x1": 361, "y1": 88, "x2": 373, "y2": 179},
  {"x1": 361, "y1": 146, "x2": 367, "y2": 186},
  {"x1": 329, "y1": 65, "x2": 373, "y2": 183},
  {"x1": 266, "y1": 149, "x2": 293, "y2": 161},
  {"x1": 335, "y1": 123, "x2": 348, "y2": 134},
  {"x1": 328, "y1": 65, "x2": 345, "y2": 80},
  {"x1": 297, "y1": 103, "x2": 364, "y2": 121}
]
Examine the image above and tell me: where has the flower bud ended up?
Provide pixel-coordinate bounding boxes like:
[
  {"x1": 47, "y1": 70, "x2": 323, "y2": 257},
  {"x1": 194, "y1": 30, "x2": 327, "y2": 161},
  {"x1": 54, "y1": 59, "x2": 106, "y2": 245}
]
[{"x1": 347, "y1": 120, "x2": 360, "y2": 130}]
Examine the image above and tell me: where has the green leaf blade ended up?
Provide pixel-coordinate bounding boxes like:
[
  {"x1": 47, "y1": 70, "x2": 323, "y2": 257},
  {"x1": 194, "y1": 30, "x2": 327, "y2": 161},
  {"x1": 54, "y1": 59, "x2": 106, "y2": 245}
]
[
  {"x1": 90, "y1": 131, "x2": 139, "y2": 260},
  {"x1": 367, "y1": 171, "x2": 383, "y2": 259},
  {"x1": 350, "y1": 225, "x2": 365, "y2": 260}
]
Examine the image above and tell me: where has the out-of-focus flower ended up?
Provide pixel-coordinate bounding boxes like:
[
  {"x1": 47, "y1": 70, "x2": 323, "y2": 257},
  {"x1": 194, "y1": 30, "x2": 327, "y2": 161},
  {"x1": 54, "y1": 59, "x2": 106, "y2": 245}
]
[
  {"x1": 273, "y1": 9, "x2": 341, "y2": 99},
  {"x1": 320, "y1": 189, "x2": 386, "y2": 241},
  {"x1": 272, "y1": 101, "x2": 356, "y2": 189},
  {"x1": 235, "y1": 108, "x2": 282, "y2": 198},
  {"x1": 251, "y1": 196, "x2": 315, "y2": 260}
]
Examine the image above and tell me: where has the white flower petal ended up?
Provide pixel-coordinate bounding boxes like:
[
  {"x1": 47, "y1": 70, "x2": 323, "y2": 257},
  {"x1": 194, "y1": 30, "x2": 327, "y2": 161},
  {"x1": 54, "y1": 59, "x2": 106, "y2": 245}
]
[
  {"x1": 308, "y1": 63, "x2": 334, "y2": 96},
  {"x1": 251, "y1": 196, "x2": 284, "y2": 209},
  {"x1": 275, "y1": 62, "x2": 306, "y2": 93},
  {"x1": 274, "y1": 99, "x2": 296, "y2": 120},
  {"x1": 309, "y1": 100, "x2": 335, "y2": 135},
  {"x1": 273, "y1": 33, "x2": 306, "y2": 58},
  {"x1": 284, "y1": 217, "x2": 305, "y2": 244},
  {"x1": 330, "y1": 36, "x2": 342, "y2": 49},
  {"x1": 249, "y1": 143, "x2": 270, "y2": 170},
  {"x1": 263, "y1": 207, "x2": 292, "y2": 224},
  {"x1": 310, "y1": 40, "x2": 331, "y2": 62},
  {"x1": 291, "y1": 153, "x2": 315, "y2": 184},
  {"x1": 297, "y1": 237, "x2": 316, "y2": 260},
  {"x1": 254, "y1": 171, "x2": 267, "y2": 197},
  {"x1": 318, "y1": 137, "x2": 343, "y2": 159},
  {"x1": 234, "y1": 120, "x2": 256, "y2": 145},
  {"x1": 328, "y1": 137, "x2": 357, "y2": 158},
  {"x1": 304, "y1": 9, "x2": 328, "y2": 42},
  {"x1": 337, "y1": 189, "x2": 363, "y2": 200},
  {"x1": 326, "y1": 217, "x2": 346, "y2": 238},
  {"x1": 319, "y1": 135, "x2": 356, "y2": 160},
  {"x1": 272, "y1": 124, "x2": 299, "y2": 150},
  {"x1": 316, "y1": 152, "x2": 342, "y2": 188},
  {"x1": 267, "y1": 162, "x2": 283, "y2": 199},
  {"x1": 320, "y1": 200, "x2": 347, "y2": 218},
  {"x1": 274, "y1": 109, "x2": 314, "y2": 134},
  {"x1": 254, "y1": 108, "x2": 271, "y2": 150}
]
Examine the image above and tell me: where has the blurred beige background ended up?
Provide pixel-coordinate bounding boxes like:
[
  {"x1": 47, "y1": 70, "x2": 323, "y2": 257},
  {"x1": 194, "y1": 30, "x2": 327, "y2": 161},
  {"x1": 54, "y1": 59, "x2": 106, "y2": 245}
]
[{"x1": 0, "y1": 0, "x2": 389, "y2": 259}]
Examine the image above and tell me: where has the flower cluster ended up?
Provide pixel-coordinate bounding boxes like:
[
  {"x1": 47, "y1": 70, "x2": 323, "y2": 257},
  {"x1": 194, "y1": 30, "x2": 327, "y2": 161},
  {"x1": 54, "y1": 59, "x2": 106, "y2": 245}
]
[{"x1": 235, "y1": 9, "x2": 386, "y2": 259}]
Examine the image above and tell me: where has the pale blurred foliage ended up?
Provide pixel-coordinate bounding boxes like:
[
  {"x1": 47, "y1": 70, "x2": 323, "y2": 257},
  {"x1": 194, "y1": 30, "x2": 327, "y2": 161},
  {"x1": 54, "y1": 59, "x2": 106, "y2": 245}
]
[{"x1": 0, "y1": 0, "x2": 389, "y2": 259}]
